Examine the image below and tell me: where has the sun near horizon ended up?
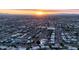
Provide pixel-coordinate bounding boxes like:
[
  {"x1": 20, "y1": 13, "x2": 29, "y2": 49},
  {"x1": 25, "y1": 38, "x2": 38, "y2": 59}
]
[
  {"x1": 35, "y1": 11, "x2": 44, "y2": 15},
  {"x1": 0, "y1": 9, "x2": 79, "y2": 15},
  {"x1": 0, "y1": 10, "x2": 54, "y2": 15},
  {"x1": 0, "y1": 9, "x2": 66, "y2": 15}
]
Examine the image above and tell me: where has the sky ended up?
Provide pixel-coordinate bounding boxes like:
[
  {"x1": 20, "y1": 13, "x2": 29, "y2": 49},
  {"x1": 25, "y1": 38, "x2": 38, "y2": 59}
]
[
  {"x1": 0, "y1": 9, "x2": 79, "y2": 15},
  {"x1": 0, "y1": 0, "x2": 79, "y2": 9},
  {"x1": 0, "y1": 0, "x2": 79, "y2": 15}
]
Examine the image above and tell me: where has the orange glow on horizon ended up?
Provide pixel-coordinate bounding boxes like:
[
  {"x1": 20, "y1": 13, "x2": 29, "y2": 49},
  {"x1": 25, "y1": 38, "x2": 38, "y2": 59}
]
[
  {"x1": 0, "y1": 10, "x2": 56, "y2": 15},
  {"x1": 0, "y1": 9, "x2": 79, "y2": 15},
  {"x1": 34, "y1": 11, "x2": 48, "y2": 16},
  {"x1": 35, "y1": 11, "x2": 44, "y2": 15}
]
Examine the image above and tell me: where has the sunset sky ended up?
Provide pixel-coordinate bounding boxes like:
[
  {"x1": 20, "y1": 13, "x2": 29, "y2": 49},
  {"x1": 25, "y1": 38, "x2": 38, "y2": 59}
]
[
  {"x1": 0, "y1": 9, "x2": 79, "y2": 15},
  {"x1": 0, "y1": 0, "x2": 79, "y2": 15}
]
